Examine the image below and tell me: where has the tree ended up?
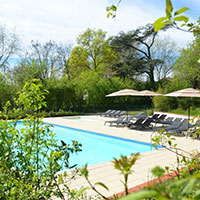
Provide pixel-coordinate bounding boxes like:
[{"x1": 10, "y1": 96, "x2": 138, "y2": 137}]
[
  {"x1": 12, "y1": 59, "x2": 45, "y2": 88},
  {"x1": 69, "y1": 28, "x2": 118, "y2": 78},
  {"x1": 57, "y1": 43, "x2": 72, "y2": 80},
  {"x1": 111, "y1": 24, "x2": 164, "y2": 88},
  {"x1": 0, "y1": 24, "x2": 20, "y2": 71},
  {"x1": 151, "y1": 36, "x2": 178, "y2": 81},
  {"x1": 172, "y1": 38, "x2": 200, "y2": 89},
  {"x1": 11, "y1": 41, "x2": 72, "y2": 88},
  {"x1": 111, "y1": 50, "x2": 145, "y2": 81},
  {"x1": 26, "y1": 40, "x2": 72, "y2": 80},
  {"x1": 0, "y1": 73, "x2": 16, "y2": 110}
]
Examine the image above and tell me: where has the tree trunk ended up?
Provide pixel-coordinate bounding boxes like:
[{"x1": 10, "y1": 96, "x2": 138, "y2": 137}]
[{"x1": 149, "y1": 64, "x2": 155, "y2": 90}]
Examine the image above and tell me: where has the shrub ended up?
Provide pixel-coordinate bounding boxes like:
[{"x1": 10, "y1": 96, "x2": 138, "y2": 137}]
[
  {"x1": 0, "y1": 80, "x2": 84, "y2": 199},
  {"x1": 153, "y1": 87, "x2": 177, "y2": 111}
]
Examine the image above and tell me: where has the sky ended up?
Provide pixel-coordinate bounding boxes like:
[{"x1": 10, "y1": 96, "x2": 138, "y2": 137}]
[{"x1": 0, "y1": 0, "x2": 199, "y2": 48}]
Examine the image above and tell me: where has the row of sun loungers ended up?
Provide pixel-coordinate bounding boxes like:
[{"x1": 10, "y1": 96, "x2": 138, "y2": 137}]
[
  {"x1": 104, "y1": 112, "x2": 154, "y2": 129},
  {"x1": 104, "y1": 112, "x2": 148, "y2": 126},
  {"x1": 104, "y1": 112, "x2": 200, "y2": 138},
  {"x1": 99, "y1": 110, "x2": 126, "y2": 117},
  {"x1": 154, "y1": 116, "x2": 199, "y2": 138}
]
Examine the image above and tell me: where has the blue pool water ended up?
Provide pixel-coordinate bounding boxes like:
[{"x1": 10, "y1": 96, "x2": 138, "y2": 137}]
[
  {"x1": 49, "y1": 124, "x2": 156, "y2": 168},
  {"x1": 16, "y1": 122, "x2": 157, "y2": 168}
]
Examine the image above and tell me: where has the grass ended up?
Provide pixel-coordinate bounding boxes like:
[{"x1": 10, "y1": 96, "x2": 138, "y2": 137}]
[
  {"x1": 128, "y1": 109, "x2": 153, "y2": 116},
  {"x1": 159, "y1": 107, "x2": 200, "y2": 117}
]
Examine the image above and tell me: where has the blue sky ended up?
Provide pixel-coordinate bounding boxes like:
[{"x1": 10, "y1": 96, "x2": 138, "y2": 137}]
[{"x1": 0, "y1": 0, "x2": 199, "y2": 47}]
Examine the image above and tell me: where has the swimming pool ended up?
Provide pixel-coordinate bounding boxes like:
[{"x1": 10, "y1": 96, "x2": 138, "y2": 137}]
[
  {"x1": 63, "y1": 116, "x2": 98, "y2": 122},
  {"x1": 49, "y1": 123, "x2": 157, "y2": 168}
]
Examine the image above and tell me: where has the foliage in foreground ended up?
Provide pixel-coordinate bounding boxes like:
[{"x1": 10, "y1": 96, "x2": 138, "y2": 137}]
[
  {"x1": 0, "y1": 80, "x2": 86, "y2": 200},
  {"x1": 120, "y1": 124, "x2": 200, "y2": 200},
  {"x1": 121, "y1": 166, "x2": 200, "y2": 200}
]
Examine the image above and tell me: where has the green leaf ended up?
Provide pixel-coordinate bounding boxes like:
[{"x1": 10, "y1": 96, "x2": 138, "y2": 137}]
[
  {"x1": 120, "y1": 190, "x2": 158, "y2": 200},
  {"x1": 154, "y1": 16, "x2": 169, "y2": 27},
  {"x1": 194, "y1": 190, "x2": 200, "y2": 198},
  {"x1": 182, "y1": 178, "x2": 196, "y2": 194},
  {"x1": 80, "y1": 164, "x2": 88, "y2": 178},
  {"x1": 165, "y1": 166, "x2": 169, "y2": 171},
  {"x1": 111, "y1": 5, "x2": 117, "y2": 11},
  {"x1": 174, "y1": 16, "x2": 189, "y2": 23},
  {"x1": 151, "y1": 166, "x2": 165, "y2": 178},
  {"x1": 94, "y1": 182, "x2": 109, "y2": 191},
  {"x1": 106, "y1": 6, "x2": 111, "y2": 11},
  {"x1": 107, "y1": 12, "x2": 113, "y2": 18},
  {"x1": 174, "y1": 7, "x2": 189, "y2": 16},
  {"x1": 166, "y1": 0, "x2": 173, "y2": 18},
  {"x1": 154, "y1": 21, "x2": 168, "y2": 32},
  {"x1": 198, "y1": 58, "x2": 200, "y2": 64},
  {"x1": 74, "y1": 187, "x2": 89, "y2": 199}
]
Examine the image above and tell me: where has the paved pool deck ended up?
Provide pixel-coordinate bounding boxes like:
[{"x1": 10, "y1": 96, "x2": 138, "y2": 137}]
[{"x1": 43, "y1": 113, "x2": 200, "y2": 199}]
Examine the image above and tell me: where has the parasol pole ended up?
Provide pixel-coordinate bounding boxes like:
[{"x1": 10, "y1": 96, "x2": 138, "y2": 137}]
[{"x1": 188, "y1": 98, "x2": 191, "y2": 129}]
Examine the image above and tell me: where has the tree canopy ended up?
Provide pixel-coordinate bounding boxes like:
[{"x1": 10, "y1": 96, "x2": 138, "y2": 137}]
[
  {"x1": 111, "y1": 24, "x2": 171, "y2": 89},
  {"x1": 69, "y1": 28, "x2": 118, "y2": 78},
  {"x1": 0, "y1": 24, "x2": 20, "y2": 71},
  {"x1": 172, "y1": 37, "x2": 200, "y2": 89}
]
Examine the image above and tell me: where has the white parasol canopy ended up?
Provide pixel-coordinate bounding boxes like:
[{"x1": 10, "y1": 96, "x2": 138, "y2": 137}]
[
  {"x1": 106, "y1": 89, "x2": 140, "y2": 97},
  {"x1": 165, "y1": 88, "x2": 200, "y2": 98},
  {"x1": 138, "y1": 90, "x2": 162, "y2": 96}
]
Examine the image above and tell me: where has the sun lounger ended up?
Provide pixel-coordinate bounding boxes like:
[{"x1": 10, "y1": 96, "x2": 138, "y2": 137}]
[
  {"x1": 168, "y1": 117, "x2": 182, "y2": 125},
  {"x1": 120, "y1": 116, "x2": 134, "y2": 126},
  {"x1": 132, "y1": 112, "x2": 148, "y2": 119},
  {"x1": 105, "y1": 110, "x2": 117, "y2": 117},
  {"x1": 158, "y1": 117, "x2": 174, "y2": 125},
  {"x1": 112, "y1": 110, "x2": 126, "y2": 117},
  {"x1": 134, "y1": 118, "x2": 154, "y2": 130},
  {"x1": 104, "y1": 116, "x2": 126, "y2": 126},
  {"x1": 150, "y1": 114, "x2": 160, "y2": 121},
  {"x1": 165, "y1": 118, "x2": 187, "y2": 133},
  {"x1": 99, "y1": 109, "x2": 112, "y2": 116},
  {"x1": 154, "y1": 114, "x2": 167, "y2": 123},
  {"x1": 175, "y1": 120, "x2": 199, "y2": 136},
  {"x1": 118, "y1": 111, "x2": 126, "y2": 116},
  {"x1": 128, "y1": 118, "x2": 146, "y2": 129},
  {"x1": 158, "y1": 118, "x2": 182, "y2": 132},
  {"x1": 173, "y1": 123, "x2": 195, "y2": 136},
  {"x1": 110, "y1": 110, "x2": 121, "y2": 117}
]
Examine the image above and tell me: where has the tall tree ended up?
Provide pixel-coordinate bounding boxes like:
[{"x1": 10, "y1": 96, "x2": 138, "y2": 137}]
[
  {"x1": 26, "y1": 40, "x2": 71, "y2": 79},
  {"x1": 111, "y1": 24, "x2": 163, "y2": 88},
  {"x1": 172, "y1": 38, "x2": 200, "y2": 89},
  {"x1": 69, "y1": 28, "x2": 118, "y2": 78},
  {"x1": 0, "y1": 24, "x2": 20, "y2": 71},
  {"x1": 57, "y1": 43, "x2": 72, "y2": 80},
  {"x1": 151, "y1": 36, "x2": 178, "y2": 81},
  {"x1": 0, "y1": 73, "x2": 16, "y2": 109},
  {"x1": 12, "y1": 59, "x2": 45, "y2": 88},
  {"x1": 11, "y1": 41, "x2": 72, "y2": 88}
]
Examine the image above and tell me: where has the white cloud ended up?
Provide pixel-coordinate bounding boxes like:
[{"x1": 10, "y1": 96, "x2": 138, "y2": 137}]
[{"x1": 0, "y1": 0, "x2": 197, "y2": 47}]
